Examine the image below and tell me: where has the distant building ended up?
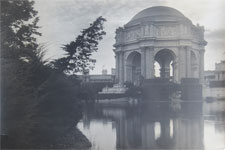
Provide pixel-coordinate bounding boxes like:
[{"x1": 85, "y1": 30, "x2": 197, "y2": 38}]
[
  {"x1": 203, "y1": 61, "x2": 225, "y2": 99},
  {"x1": 78, "y1": 69, "x2": 115, "y2": 83},
  {"x1": 204, "y1": 61, "x2": 225, "y2": 85},
  {"x1": 215, "y1": 61, "x2": 225, "y2": 71},
  {"x1": 215, "y1": 61, "x2": 225, "y2": 81},
  {"x1": 204, "y1": 70, "x2": 216, "y2": 87},
  {"x1": 83, "y1": 75, "x2": 115, "y2": 83}
]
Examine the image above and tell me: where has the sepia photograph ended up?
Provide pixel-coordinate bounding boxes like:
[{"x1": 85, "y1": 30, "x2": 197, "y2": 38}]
[{"x1": 1, "y1": 0, "x2": 225, "y2": 149}]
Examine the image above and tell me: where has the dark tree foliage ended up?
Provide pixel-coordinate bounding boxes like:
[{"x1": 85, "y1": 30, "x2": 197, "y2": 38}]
[
  {"x1": 53, "y1": 17, "x2": 106, "y2": 74},
  {"x1": 1, "y1": 0, "x2": 41, "y2": 60},
  {"x1": 1, "y1": 0, "x2": 46, "y2": 148},
  {"x1": 1, "y1": 0, "x2": 106, "y2": 149}
]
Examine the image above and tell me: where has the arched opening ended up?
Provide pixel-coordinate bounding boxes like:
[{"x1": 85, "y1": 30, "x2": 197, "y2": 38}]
[
  {"x1": 154, "y1": 61, "x2": 160, "y2": 77},
  {"x1": 154, "y1": 49, "x2": 175, "y2": 81},
  {"x1": 170, "y1": 61, "x2": 174, "y2": 77},
  {"x1": 126, "y1": 51, "x2": 141, "y2": 85},
  {"x1": 190, "y1": 51, "x2": 198, "y2": 78}
]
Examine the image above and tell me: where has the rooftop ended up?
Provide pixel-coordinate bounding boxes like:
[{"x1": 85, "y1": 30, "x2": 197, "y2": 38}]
[{"x1": 126, "y1": 6, "x2": 190, "y2": 27}]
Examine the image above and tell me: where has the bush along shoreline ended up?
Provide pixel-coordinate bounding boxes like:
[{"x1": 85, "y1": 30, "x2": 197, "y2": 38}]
[{"x1": 1, "y1": 71, "x2": 92, "y2": 149}]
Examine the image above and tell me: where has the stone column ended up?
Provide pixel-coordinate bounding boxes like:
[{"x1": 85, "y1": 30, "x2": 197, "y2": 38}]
[
  {"x1": 159, "y1": 61, "x2": 169, "y2": 79},
  {"x1": 160, "y1": 66, "x2": 166, "y2": 78},
  {"x1": 149, "y1": 47, "x2": 155, "y2": 79},
  {"x1": 126, "y1": 64, "x2": 132, "y2": 82},
  {"x1": 115, "y1": 52, "x2": 119, "y2": 83},
  {"x1": 119, "y1": 52, "x2": 124, "y2": 85},
  {"x1": 162, "y1": 63, "x2": 170, "y2": 78},
  {"x1": 199, "y1": 49, "x2": 205, "y2": 84},
  {"x1": 145, "y1": 47, "x2": 155, "y2": 79},
  {"x1": 124, "y1": 53, "x2": 127, "y2": 82},
  {"x1": 141, "y1": 48, "x2": 146, "y2": 78},
  {"x1": 173, "y1": 58, "x2": 179, "y2": 82},
  {"x1": 186, "y1": 46, "x2": 191, "y2": 77},
  {"x1": 178, "y1": 46, "x2": 186, "y2": 81}
]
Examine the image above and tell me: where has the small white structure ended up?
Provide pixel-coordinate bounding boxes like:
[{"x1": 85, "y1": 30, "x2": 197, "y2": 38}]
[{"x1": 99, "y1": 84, "x2": 127, "y2": 94}]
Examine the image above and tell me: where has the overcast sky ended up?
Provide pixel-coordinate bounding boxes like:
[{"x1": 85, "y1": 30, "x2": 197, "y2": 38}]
[{"x1": 34, "y1": 0, "x2": 225, "y2": 74}]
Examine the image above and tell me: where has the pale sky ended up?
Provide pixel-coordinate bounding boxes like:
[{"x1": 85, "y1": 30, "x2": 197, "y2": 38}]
[{"x1": 34, "y1": 0, "x2": 225, "y2": 74}]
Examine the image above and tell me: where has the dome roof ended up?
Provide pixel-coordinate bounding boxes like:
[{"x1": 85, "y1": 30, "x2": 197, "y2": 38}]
[{"x1": 126, "y1": 6, "x2": 189, "y2": 27}]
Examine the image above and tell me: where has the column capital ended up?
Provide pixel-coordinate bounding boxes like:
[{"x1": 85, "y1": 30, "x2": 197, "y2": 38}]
[
  {"x1": 178, "y1": 45, "x2": 191, "y2": 50},
  {"x1": 140, "y1": 46, "x2": 154, "y2": 51},
  {"x1": 115, "y1": 51, "x2": 124, "y2": 55}
]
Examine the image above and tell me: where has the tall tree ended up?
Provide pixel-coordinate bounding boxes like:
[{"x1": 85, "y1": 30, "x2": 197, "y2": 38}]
[
  {"x1": 53, "y1": 16, "x2": 106, "y2": 74},
  {"x1": 1, "y1": 0, "x2": 45, "y2": 148},
  {"x1": 1, "y1": 0, "x2": 41, "y2": 60}
]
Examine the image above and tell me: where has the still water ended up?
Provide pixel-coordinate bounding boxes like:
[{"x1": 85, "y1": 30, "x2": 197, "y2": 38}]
[{"x1": 77, "y1": 99, "x2": 225, "y2": 150}]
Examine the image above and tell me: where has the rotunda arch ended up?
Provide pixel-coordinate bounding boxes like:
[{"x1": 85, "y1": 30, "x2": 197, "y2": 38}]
[
  {"x1": 190, "y1": 51, "x2": 198, "y2": 78},
  {"x1": 126, "y1": 51, "x2": 141, "y2": 85},
  {"x1": 154, "y1": 49, "x2": 176, "y2": 80}
]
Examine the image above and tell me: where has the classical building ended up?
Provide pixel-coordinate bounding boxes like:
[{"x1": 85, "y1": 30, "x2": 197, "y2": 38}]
[
  {"x1": 114, "y1": 6, "x2": 207, "y2": 85},
  {"x1": 78, "y1": 69, "x2": 115, "y2": 83},
  {"x1": 204, "y1": 61, "x2": 225, "y2": 86},
  {"x1": 203, "y1": 61, "x2": 225, "y2": 99},
  {"x1": 215, "y1": 61, "x2": 225, "y2": 81}
]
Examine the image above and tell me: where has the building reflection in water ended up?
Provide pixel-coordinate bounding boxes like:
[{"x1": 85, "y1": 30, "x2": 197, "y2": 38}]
[{"x1": 78, "y1": 100, "x2": 208, "y2": 150}]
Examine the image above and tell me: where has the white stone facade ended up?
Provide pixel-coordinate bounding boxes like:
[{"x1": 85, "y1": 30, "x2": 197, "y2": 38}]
[{"x1": 114, "y1": 6, "x2": 207, "y2": 85}]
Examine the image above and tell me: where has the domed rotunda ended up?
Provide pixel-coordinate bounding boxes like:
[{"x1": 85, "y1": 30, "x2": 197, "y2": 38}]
[{"x1": 114, "y1": 6, "x2": 207, "y2": 85}]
